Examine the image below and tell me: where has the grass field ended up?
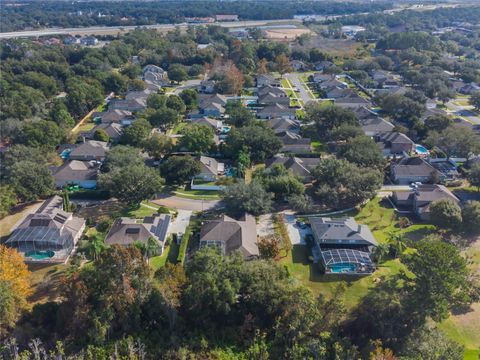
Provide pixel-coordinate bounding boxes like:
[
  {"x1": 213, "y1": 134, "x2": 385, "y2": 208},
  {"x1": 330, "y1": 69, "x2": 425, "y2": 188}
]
[
  {"x1": 0, "y1": 202, "x2": 43, "y2": 239},
  {"x1": 150, "y1": 241, "x2": 180, "y2": 271},
  {"x1": 174, "y1": 188, "x2": 221, "y2": 200}
]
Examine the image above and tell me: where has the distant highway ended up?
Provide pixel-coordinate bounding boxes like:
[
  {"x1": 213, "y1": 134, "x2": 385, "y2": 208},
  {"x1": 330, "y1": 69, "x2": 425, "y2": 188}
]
[{"x1": 0, "y1": 19, "x2": 299, "y2": 39}]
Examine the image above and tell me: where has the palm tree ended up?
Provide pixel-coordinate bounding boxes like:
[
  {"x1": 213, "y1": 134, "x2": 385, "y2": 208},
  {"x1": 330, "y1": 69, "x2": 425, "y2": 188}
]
[
  {"x1": 374, "y1": 243, "x2": 390, "y2": 264},
  {"x1": 86, "y1": 235, "x2": 106, "y2": 261},
  {"x1": 387, "y1": 232, "x2": 408, "y2": 258},
  {"x1": 145, "y1": 236, "x2": 160, "y2": 262}
]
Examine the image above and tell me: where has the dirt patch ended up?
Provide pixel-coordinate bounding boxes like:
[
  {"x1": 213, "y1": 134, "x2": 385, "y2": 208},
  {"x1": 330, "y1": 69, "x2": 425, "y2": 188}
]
[
  {"x1": 0, "y1": 201, "x2": 43, "y2": 240},
  {"x1": 264, "y1": 28, "x2": 311, "y2": 41},
  {"x1": 296, "y1": 35, "x2": 361, "y2": 56}
]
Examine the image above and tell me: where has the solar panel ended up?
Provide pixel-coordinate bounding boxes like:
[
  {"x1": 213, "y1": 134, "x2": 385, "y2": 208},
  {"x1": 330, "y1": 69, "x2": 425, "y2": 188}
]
[
  {"x1": 53, "y1": 214, "x2": 68, "y2": 224},
  {"x1": 143, "y1": 216, "x2": 155, "y2": 224},
  {"x1": 30, "y1": 219, "x2": 50, "y2": 227}
]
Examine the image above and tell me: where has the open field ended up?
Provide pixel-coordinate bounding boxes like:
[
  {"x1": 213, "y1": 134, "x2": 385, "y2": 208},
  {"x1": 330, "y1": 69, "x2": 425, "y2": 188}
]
[
  {"x1": 0, "y1": 201, "x2": 43, "y2": 239},
  {"x1": 264, "y1": 28, "x2": 311, "y2": 40},
  {"x1": 297, "y1": 35, "x2": 361, "y2": 56}
]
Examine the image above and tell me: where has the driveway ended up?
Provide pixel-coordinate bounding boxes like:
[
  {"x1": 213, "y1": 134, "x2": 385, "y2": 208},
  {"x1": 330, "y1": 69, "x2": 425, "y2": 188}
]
[
  {"x1": 283, "y1": 213, "x2": 312, "y2": 245},
  {"x1": 257, "y1": 214, "x2": 275, "y2": 238},
  {"x1": 168, "y1": 209, "x2": 192, "y2": 236},
  {"x1": 152, "y1": 194, "x2": 221, "y2": 211},
  {"x1": 285, "y1": 72, "x2": 315, "y2": 106}
]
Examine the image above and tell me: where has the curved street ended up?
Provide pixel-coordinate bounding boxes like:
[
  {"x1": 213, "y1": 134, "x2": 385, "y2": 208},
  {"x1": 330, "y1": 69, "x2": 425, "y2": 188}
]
[{"x1": 152, "y1": 194, "x2": 222, "y2": 211}]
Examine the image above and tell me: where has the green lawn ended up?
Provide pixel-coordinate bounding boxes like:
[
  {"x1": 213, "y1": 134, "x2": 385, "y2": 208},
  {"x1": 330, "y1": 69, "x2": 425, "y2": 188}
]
[
  {"x1": 174, "y1": 188, "x2": 221, "y2": 200},
  {"x1": 150, "y1": 241, "x2": 180, "y2": 271},
  {"x1": 281, "y1": 78, "x2": 291, "y2": 89},
  {"x1": 123, "y1": 202, "x2": 161, "y2": 219},
  {"x1": 311, "y1": 140, "x2": 325, "y2": 153}
]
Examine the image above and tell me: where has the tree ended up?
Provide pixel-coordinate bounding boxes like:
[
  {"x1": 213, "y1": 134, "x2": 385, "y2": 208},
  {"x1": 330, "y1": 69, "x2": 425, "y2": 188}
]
[
  {"x1": 102, "y1": 145, "x2": 143, "y2": 172},
  {"x1": 312, "y1": 158, "x2": 383, "y2": 208},
  {"x1": 147, "y1": 108, "x2": 178, "y2": 130},
  {"x1": 376, "y1": 93, "x2": 425, "y2": 121},
  {"x1": 16, "y1": 120, "x2": 65, "y2": 149},
  {"x1": 121, "y1": 119, "x2": 152, "y2": 147},
  {"x1": 121, "y1": 64, "x2": 141, "y2": 79},
  {"x1": 221, "y1": 181, "x2": 273, "y2": 216},
  {"x1": 214, "y1": 65, "x2": 245, "y2": 95},
  {"x1": 0, "y1": 245, "x2": 32, "y2": 336},
  {"x1": 66, "y1": 80, "x2": 103, "y2": 118},
  {"x1": 225, "y1": 125, "x2": 282, "y2": 163},
  {"x1": 160, "y1": 156, "x2": 201, "y2": 184},
  {"x1": 275, "y1": 54, "x2": 292, "y2": 77},
  {"x1": 305, "y1": 103, "x2": 358, "y2": 137},
  {"x1": 235, "y1": 147, "x2": 251, "y2": 179},
  {"x1": 168, "y1": 64, "x2": 188, "y2": 83},
  {"x1": 467, "y1": 163, "x2": 480, "y2": 190},
  {"x1": 179, "y1": 124, "x2": 215, "y2": 154},
  {"x1": 329, "y1": 124, "x2": 363, "y2": 141},
  {"x1": 258, "y1": 235, "x2": 281, "y2": 259},
  {"x1": 98, "y1": 164, "x2": 164, "y2": 206},
  {"x1": 288, "y1": 193, "x2": 313, "y2": 213},
  {"x1": 147, "y1": 93, "x2": 167, "y2": 110},
  {"x1": 462, "y1": 201, "x2": 480, "y2": 234},
  {"x1": 426, "y1": 125, "x2": 480, "y2": 160},
  {"x1": 424, "y1": 114, "x2": 452, "y2": 133},
  {"x1": 401, "y1": 238, "x2": 474, "y2": 322},
  {"x1": 227, "y1": 106, "x2": 255, "y2": 127},
  {"x1": 180, "y1": 89, "x2": 198, "y2": 110},
  {"x1": 85, "y1": 233, "x2": 107, "y2": 261},
  {"x1": 144, "y1": 134, "x2": 172, "y2": 159},
  {"x1": 0, "y1": 185, "x2": 17, "y2": 219},
  {"x1": 470, "y1": 91, "x2": 480, "y2": 111},
  {"x1": 429, "y1": 199, "x2": 462, "y2": 230},
  {"x1": 166, "y1": 95, "x2": 186, "y2": 113},
  {"x1": 104, "y1": 72, "x2": 129, "y2": 95},
  {"x1": 338, "y1": 136, "x2": 385, "y2": 168},
  {"x1": 93, "y1": 129, "x2": 110, "y2": 142},
  {"x1": 50, "y1": 99, "x2": 75, "y2": 129},
  {"x1": 9, "y1": 161, "x2": 54, "y2": 202},
  {"x1": 257, "y1": 58, "x2": 269, "y2": 74},
  {"x1": 254, "y1": 164, "x2": 304, "y2": 200}
]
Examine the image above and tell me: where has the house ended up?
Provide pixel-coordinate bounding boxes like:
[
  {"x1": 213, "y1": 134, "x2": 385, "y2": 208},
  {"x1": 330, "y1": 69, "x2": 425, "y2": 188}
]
[
  {"x1": 109, "y1": 98, "x2": 146, "y2": 112},
  {"x1": 375, "y1": 132, "x2": 415, "y2": 156},
  {"x1": 256, "y1": 85, "x2": 287, "y2": 98},
  {"x1": 190, "y1": 117, "x2": 223, "y2": 132},
  {"x1": 314, "y1": 61, "x2": 334, "y2": 72},
  {"x1": 5, "y1": 196, "x2": 85, "y2": 263},
  {"x1": 198, "y1": 156, "x2": 225, "y2": 181},
  {"x1": 142, "y1": 64, "x2": 167, "y2": 78},
  {"x1": 391, "y1": 157, "x2": 444, "y2": 185},
  {"x1": 290, "y1": 60, "x2": 307, "y2": 71},
  {"x1": 318, "y1": 78, "x2": 348, "y2": 91},
  {"x1": 125, "y1": 89, "x2": 152, "y2": 101},
  {"x1": 52, "y1": 160, "x2": 100, "y2": 189},
  {"x1": 392, "y1": 184, "x2": 460, "y2": 220},
  {"x1": 267, "y1": 118, "x2": 299, "y2": 135},
  {"x1": 256, "y1": 74, "x2": 281, "y2": 88},
  {"x1": 80, "y1": 36, "x2": 98, "y2": 46},
  {"x1": 257, "y1": 103, "x2": 296, "y2": 120},
  {"x1": 310, "y1": 217, "x2": 377, "y2": 275},
  {"x1": 326, "y1": 87, "x2": 358, "y2": 99},
  {"x1": 85, "y1": 123, "x2": 123, "y2": 143},
  {"x1": 215, "y1": 14, "x2": 239, "y2": 22},
  {"x1": 144, "y1": 71, "x2": 165, "y2": 89},
  {"x1": 68, "y1": 140, "x2": 109, "y2": 162},
  {"x1": 459, "y1": 83, "x2": 480, "y2": 95},
  {"x1": 198, "y1": 94, "x2": 228, "y2": 117},
  {"x1": 429, "y1": 159, "x2": 460, "y2": 181},
  {"x1": 257, "y1": 91, "x2": 290, "y2": 106},
  {"x1": 265, "y1": 155, "x2": 320, "y2": 182},
  {"x1": 360, "y1": 117, "x2": 395, "y2": 137},
  {"x1": 200, "y1": 79, "x2": 216, "y2": 94},
  {"x1": 105, "y1": 215, "x2": 171, "y2": 253},
  {"x1": 199, "y1": 214, "x2": 258, "y2": 259},
  {"x1": 64, "y1": 36, "x2": 80, "y2": 45},
  {"x1": 312, "y1": 73, "x2": 335, "y2": 83},
  {"x1": 352, "y1": 106, "x2": 378, "y2": 120},
  {"x1": 334, "y1": 95, "x2": 371, "y2": 108},
  {"x1": 278, "y1": 131, "x2": 311, "y2": 153},
  {"x1": 93, "y1": 109, "x2": 135, "y2": 125}
]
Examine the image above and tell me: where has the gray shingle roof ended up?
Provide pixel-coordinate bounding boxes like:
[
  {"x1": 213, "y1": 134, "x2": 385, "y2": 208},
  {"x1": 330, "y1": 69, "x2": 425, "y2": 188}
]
[
  {"x1": 310, "y1": 217, "x2": 377, "y2": 246},
  {"x1": 105, "y1": 214, "x2": 171, "y2": 246}
]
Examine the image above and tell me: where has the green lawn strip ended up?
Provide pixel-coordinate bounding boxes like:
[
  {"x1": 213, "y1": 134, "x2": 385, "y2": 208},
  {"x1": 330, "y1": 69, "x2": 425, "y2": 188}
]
[
  {"x1": 438, "y1": 315, "x2": 480, "y2": 356},
  {"x1": 173, "y1": 188, "x2": 221, "y2": 200},
  {"x1": 464, "y1": 349, "x2": 480, "y2": 360},
  {"x1": 311, "y1": 140, "x2": 325, "y2": 153},
  {"x1": 171, "y1": 122, "x2": 188, "y2": 134},
  {"x1": 150, "y1": 241, "x2": 180, "y2": 271},
  {"x1": 281, "y1": 78, "x2": 291, "y2": 89},
  {"x1": 177, "y1": 217, "x2": 201, "y2": 265},
  {"x1": 273, "y1": 213, "x2": 292, "y2": 258}
]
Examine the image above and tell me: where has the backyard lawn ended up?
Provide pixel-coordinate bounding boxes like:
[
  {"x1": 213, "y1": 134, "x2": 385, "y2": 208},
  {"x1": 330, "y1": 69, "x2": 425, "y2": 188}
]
[
  {"x1": 150, "y1": 241, "x2": 180, "y2": 271},
  {"x1": 173, "y1": 187, "x2": 221, "y2": 200}
]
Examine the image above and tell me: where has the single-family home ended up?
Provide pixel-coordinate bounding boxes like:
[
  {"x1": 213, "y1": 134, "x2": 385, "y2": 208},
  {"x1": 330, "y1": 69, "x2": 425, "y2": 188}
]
[
  {"x1": 375, "y1": 132, "x2": 415, "y2": 156},
  {"x1": 278, "y1": 131, "x2": 311, "y2": 153},
  {"x1": 334, "y1": 95, "x2": 371, "y2": 108},
  {"x1": 109, "y1": 98, "x2": 146, "y2": 112},
  {"x1": 318, "y1": 78, "x2": 348, "y2": 91},
  {"x1": 459, "y1": 83, "x2": 480, "y2": 95},
  {"x1": 68, "y1": 140, "x2": 109, "y2": 162},
  {"x1": 257, "y1": 91, "x2": 290, "y2": 106},
  {"x1": 200, "y1": 79, "x2": 216, "y2": 94},
  {"x1": 85, "y1": 123, "x2": 124, "y2": 143},
  {"x1": 105, "y1": 215, "x2": 171, "y2": 254},
  {"x1": 198, "y1": 156, "x2": 225, "y2": 181},
  {"x1": 290, "y1": 60, "x2": 307, "y2": 71},
  {"x1": 80, "y1": 36, "x2": 98, "y2": 46},
  {"x1": 52, "y1": 160, "x2": 100, "y2": 189},
  {"x1": 310, "y1": 217, "x2": 377, "y2": 275},
  {"x1": 143, "y1": 64, "x2": 167, "y2": 78},
  {"x1": 199, "y1": 214, "x2": 258, "y2": 259},
  {"x1": 391, "y1": 157, "x2": 444, "y2": 185},
  {"x1": 257, "y1": 103, "x2": 296, "y2": 120},
  {"x1": 5, "y1": 195, "x2": 86, "y2": 263},
  {"x1": 198, "y1": 94, "x2": 228, "y2": 117},
  {"x1": 64, "y1": 36, "x2": 80, "y2": 45},
  {"x1": 352, "y1": 106, "x2": 378, "y2": 120},
  {"x1": 93, "y1": 109, "x2": 135, "y2": 125},
  {"x1": 360, "y1": 117, "x2": 395, "y2": 137},
  {"x1": 256, "y1": 74, "x2": 281, "y2": 88},
  {"x1": 125, "y1": 89, "x2": 152, "y2": 101},
  {"x1": 312, "y1": 73, "x2": 335, "y2": 84},
  {"x1": 314, "y1": 61, "x2": 334, "y2": 72},
  {"x1": 265, "y1": 155, "x2": 320, "y2": 182},
  {"x1": 256, "y1": 85, "x2": 287, "y2": 98},
  {"x1": 326, "y1": 87, "x2": 358, "y2": 99},
  {"x1": 190, "y1": 117, "x2": 223, "y2": 132},
  {"x1": 267, "y1": 118, "x2": 299, "y2": 135},
  {"x1": 392, "y1": 184, "x2": 460, "y2": 220},
  {"x1": 215, "y1": 14, "x2": 239, "y2": 21}
]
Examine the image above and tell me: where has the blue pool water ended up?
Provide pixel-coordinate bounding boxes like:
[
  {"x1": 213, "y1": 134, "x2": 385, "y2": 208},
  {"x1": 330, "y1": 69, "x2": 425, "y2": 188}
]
[
  {"x1": 221, "y1": 126, "x2": 231, "y2": 134},
  {"x1": 330, "y1": 263, "x2": 356, "y2": 273},
  {"x1": 60, "y1": 149, "x2": 72, "y2": 159},
  {"x1": 415, "y1": 145, "x2": 429, "y2": 155},
  {"x1": 25, "y1": 250, "x2": 55, "y2": 260}
]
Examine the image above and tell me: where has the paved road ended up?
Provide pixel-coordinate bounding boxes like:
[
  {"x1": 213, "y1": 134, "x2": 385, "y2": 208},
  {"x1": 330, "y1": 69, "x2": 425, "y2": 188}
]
[
  {"x1": 445, "y1": 100, "x2": 480, "y2": 125},
  {"x1": 171, "y1": 79, "x2": 202, "y2": 95},
  {"x1": 285, "y1": 73, "x2": 315, "y2": 106},
  {"x1": 152, "y1": 194, "x2": 221, "y2": 211},
  {"x1": 0, "y1": 19, "x2": 299, "y2": 39}
]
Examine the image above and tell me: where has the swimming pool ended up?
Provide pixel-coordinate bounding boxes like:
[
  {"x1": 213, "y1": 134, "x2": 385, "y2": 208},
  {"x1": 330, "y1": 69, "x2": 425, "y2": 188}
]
[
  {"x1": 60, "y1": 149, "x2": 72, "y2": 159},
  {"x1": 415, "y1": 144, "x2": 429, "y2": 155},
  {"x1": 329, "y1": 263, "x2": 356, "y2": 273},
  {"x1": 25, "y1": 250, "x2": 55, "y2": 260},
  {"x1": 221, "y1": 126, "x2": 231, "y2": 134}
]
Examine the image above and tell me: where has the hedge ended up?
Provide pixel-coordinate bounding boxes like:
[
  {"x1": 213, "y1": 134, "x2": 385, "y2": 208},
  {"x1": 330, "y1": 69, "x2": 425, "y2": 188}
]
[{"x1": 176, "y1": 224, "x2": 192, "y2": 265}]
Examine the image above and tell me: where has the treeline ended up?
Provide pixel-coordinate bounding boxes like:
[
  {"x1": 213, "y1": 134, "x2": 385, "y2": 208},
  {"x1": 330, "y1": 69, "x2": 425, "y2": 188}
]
[{"x1": 0, "y1": 0, "x2": 393, "y2": 32}]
